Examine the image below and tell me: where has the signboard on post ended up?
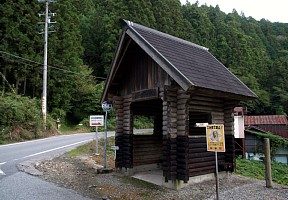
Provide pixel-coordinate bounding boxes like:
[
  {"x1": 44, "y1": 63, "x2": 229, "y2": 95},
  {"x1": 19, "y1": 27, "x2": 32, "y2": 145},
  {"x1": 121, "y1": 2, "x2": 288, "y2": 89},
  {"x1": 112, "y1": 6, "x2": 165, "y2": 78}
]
[
  {"x1": 90, "y1": 115, "x2": 104, "y2": 127},
  {"x1": 206, "y1": 124, "x2": 225, "y2": 200},
  {"x1": 102, "y1": 101, "x2": 112, "y2": 169},
  {"x1": 206, "y1": 124, "x2": 225, "y2": 152},
  {"x1": 90, "y1": 115, "x2": 104, "y2": 156}
]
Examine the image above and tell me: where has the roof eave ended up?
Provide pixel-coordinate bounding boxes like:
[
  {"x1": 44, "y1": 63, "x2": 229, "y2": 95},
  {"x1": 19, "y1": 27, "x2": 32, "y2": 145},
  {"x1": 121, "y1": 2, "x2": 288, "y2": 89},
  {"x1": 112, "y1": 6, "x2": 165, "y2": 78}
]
[{"x1": 101, "y1": 30, "x2": 127, "y2": 103}]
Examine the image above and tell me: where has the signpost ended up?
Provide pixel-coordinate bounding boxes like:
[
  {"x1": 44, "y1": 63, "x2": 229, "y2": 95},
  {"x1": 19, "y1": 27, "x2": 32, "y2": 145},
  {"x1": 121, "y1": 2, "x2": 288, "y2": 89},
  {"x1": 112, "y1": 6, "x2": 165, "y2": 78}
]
[
  {"x1": 206, "y1": 124, "x2": 225, "y2": 200},
  {"x1": 90, "y1": 115, "x2": 104, "y2": 155},
  {"x1": 102, "y1": 101, "x2": 112, "y2": 169}
]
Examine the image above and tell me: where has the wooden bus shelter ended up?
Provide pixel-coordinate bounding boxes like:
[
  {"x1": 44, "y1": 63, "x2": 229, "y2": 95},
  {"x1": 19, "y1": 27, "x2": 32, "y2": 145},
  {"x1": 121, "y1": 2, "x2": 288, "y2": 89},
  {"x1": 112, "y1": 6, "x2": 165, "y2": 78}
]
[{"x1": 101, "y1": 19, "x2": 257, "y2": 188}]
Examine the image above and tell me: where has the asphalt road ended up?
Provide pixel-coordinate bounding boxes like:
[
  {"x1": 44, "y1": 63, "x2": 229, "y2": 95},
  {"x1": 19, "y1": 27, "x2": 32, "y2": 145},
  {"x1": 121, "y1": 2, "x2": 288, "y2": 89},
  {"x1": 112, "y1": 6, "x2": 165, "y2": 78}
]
[{"x1": 0, "y1": 131, "x2": 115, "y2": 200}]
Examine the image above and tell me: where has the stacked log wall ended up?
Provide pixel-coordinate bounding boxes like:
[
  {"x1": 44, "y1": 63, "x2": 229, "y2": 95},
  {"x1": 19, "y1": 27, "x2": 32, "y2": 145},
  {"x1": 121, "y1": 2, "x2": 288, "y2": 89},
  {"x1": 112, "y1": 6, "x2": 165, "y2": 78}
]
[
  {"x1": 176, "y1": 89, "x2": 190, "y2": 182},
  {"x1": 188, "y1": 137, "x2": 226, "y2": 177},
  {"x1": 113, "y1": 96, "x2": 124, "y2": 168},
  {"x1": 133, "y1": 135, "x2": 162, "y2": 166},
  {"x1": 187, "y1": 95, "x2": 235, "y2": 177},
  {"x1": 122, "y1": 94, "x2": 133, "y2": 168},
  {"x1": 162, "y1": 86, "x2": 177, "y2": 181}
]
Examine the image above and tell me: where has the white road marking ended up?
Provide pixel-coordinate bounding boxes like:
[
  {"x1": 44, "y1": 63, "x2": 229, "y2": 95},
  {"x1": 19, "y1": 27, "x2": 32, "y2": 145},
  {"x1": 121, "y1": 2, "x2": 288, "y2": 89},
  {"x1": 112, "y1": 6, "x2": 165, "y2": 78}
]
[
  {"x1": 0, "y1": 162, "x2": 7, "y2": 175},
  {"x1": 21, "y1": 139, "x2": 92, "y2": 159},
  {"x1": 0, "y1": 132, "x2": 95, "y2": 148}
]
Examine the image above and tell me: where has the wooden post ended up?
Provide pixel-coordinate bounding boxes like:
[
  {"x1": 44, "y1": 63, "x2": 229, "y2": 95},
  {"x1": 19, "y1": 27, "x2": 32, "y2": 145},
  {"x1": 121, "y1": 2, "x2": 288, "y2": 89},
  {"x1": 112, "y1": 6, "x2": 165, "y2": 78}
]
[{"x1": 264, "y1": 138, "x2": 272, "y2": 188}]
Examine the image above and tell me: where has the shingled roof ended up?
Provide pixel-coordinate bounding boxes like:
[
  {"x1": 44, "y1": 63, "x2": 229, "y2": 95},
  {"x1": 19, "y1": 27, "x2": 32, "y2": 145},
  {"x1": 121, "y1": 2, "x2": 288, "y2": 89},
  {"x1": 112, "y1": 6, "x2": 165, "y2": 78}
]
[{"x1": 102, "y1": 20, "x2": 257, "y2": 101}]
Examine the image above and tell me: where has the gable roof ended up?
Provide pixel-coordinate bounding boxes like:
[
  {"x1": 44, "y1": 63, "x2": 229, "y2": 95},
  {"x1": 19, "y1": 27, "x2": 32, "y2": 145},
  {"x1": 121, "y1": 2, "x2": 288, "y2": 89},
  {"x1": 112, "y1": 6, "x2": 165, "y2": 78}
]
[
  {"x1": 245, "y1": 115, "x2": 288, "y2": 125},
  {"x1": 102, "y1": 20, "x2": 257, "y2": 102}
]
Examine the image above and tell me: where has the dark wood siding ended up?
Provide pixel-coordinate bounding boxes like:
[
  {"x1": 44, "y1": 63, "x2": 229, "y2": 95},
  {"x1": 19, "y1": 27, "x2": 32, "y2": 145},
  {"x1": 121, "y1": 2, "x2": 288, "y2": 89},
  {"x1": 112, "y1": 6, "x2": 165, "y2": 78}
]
[
  {"x1": 188, "y1": 136, "x2": 234, "y2": 177},
  {"x1": 120, "y1": 42, "x2": 171, "y2": 96},
  {"x1": 133, "y1": 135, "x2": 162, "y2": 166},
  {"x1": 189, "y1": 112, "x2": 211, "y2": 136},
  {"x1": 163, "y1": 136, "x2": 177, "y2": 181}
]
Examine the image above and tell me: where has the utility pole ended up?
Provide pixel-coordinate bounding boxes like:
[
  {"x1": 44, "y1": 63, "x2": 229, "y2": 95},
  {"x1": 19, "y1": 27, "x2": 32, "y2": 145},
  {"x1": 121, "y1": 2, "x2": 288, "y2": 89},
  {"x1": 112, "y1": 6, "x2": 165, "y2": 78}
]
[{"x1": 38, "y1": 0, "x2": 56, "y2": 130}]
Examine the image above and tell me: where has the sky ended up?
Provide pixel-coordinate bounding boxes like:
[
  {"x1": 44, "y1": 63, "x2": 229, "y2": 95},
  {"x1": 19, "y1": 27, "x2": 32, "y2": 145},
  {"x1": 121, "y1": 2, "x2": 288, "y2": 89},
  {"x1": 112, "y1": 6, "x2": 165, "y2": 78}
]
[{"x1": 180, "y1": 0, "x2": 288, "y2": 23}]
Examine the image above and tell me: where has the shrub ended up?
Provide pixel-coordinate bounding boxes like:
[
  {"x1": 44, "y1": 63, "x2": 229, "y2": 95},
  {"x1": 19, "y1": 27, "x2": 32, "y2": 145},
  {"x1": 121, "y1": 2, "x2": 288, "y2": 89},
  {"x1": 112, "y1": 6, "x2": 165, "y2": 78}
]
[
  {"x1": 236, "y1": 157, "x2": 288, "y2": 185},
  {"x1": 0, "y1": 93, "x2": 48, "y2": 142}
]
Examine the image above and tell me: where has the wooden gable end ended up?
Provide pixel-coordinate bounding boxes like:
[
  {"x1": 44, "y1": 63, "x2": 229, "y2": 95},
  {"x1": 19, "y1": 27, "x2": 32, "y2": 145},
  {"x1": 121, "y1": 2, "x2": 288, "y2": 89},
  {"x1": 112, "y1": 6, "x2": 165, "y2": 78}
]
[{"x1": 111, "y1": 39, "x2": 172, "y2": 98}]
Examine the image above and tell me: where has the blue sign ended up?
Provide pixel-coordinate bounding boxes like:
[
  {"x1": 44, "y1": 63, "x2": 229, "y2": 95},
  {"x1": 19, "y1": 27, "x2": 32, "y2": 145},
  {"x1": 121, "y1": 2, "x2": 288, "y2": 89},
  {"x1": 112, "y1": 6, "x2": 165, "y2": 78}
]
[{"x1": 102, "y1": 101, "x2": 112, "y2": 112}]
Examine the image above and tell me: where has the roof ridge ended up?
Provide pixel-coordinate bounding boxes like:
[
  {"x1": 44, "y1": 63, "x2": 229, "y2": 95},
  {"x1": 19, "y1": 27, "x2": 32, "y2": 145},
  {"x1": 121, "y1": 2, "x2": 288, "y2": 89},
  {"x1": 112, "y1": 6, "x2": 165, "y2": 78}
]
[{"x1": 124, "y1": 20, "x2": 209, "y2": 51}]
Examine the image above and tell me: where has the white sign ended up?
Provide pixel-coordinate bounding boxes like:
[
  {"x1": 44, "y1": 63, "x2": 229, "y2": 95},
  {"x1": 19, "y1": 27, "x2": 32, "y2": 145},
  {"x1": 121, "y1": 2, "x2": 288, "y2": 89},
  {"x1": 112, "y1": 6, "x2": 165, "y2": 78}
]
[
  {"x1": 234, "y1": 116, "x2": 245, "y2": 138},
  {"x1": 90, "y1": 115, "x2": 104, "y2": 127},
  {"x1": 111, "y1": 146, "x2": 119, "y2": 151},
  {"x1": 195, "y1": 123, "x2": 209, "y2": 127}
]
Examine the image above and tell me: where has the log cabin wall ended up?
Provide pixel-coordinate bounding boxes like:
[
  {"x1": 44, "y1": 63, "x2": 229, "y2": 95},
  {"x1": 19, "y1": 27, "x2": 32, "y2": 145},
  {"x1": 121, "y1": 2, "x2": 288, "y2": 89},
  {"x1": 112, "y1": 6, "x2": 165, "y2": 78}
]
[
  {"x1": 185, "y1": 95, "x2": 237, "y2": 177},
  {"x1": 162, "y1": 86, "x2": 178, "y2": 181},
  {"x1": 122, "y1": 94, "x2": 133, "y2": 168},
  {"x1": 131, "y1": 99, "x2": 163, "y2": 168},
  {"x1": 113, "y1": 96, "x2": 124, "y2": 168},
  {"x1": 112, "y1": 43, "x2": 172, "y2": 170},
  {"x1": 176, "y1": 89, "x2": 190, "y2": 182},
  {"x1": 133, "y1": 134, "x2": 162, "y2": 166}
]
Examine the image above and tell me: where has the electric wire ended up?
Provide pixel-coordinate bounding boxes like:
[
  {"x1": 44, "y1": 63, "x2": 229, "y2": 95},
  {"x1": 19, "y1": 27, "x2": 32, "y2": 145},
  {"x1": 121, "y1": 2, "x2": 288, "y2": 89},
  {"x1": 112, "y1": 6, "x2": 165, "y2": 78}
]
[{"x1": 0, "y1": 50, "x2": 107, "y2": 80}]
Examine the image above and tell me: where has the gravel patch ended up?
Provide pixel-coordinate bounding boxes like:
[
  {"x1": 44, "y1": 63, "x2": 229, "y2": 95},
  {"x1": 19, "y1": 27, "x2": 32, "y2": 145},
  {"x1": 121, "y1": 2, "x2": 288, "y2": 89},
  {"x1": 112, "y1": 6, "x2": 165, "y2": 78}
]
[{"x1": 36, "y1": 155, "x2": 288, "y2": 200}]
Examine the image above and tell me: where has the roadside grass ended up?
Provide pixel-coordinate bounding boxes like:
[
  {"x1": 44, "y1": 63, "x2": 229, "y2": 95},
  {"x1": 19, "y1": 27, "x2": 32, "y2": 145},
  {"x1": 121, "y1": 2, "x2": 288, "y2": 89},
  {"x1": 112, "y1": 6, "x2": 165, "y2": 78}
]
[
  {"x1": 236, "y1": 157, "x2": 288, "y2": 185},
  {"x1": 59, "y1": 123, "x2": 90, "y2": 134},
  {"x1": 66, "y1": 136, "x2": 116, "y2": 157},
  {"x1": 66, "y1": 142, "x2": 95, "y2": 156}
]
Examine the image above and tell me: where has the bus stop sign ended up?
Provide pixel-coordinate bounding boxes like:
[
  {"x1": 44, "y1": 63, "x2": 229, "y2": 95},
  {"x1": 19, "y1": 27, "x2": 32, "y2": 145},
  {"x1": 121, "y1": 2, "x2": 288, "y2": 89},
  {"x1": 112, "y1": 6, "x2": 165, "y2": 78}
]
[{"x1": 102, "y1": 101, "x2": 112, "y2": 112}]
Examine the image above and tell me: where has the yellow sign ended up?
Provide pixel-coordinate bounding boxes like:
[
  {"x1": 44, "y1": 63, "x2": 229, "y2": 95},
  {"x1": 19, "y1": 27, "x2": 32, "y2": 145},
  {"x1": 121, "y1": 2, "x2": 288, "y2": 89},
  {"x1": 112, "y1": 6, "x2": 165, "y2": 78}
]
[{"x1": 206, "y1": 124, "x2": 225, "y2": 152}]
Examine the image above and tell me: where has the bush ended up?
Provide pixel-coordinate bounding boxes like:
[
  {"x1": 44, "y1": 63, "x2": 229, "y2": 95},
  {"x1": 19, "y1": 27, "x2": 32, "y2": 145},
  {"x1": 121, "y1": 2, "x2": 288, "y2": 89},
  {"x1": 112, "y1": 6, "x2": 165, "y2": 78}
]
[
  {"x1": 236, "y1": 157, "x2": 288, "y2": 185},
  {"x1": 133, "y1": 116, "x2": 154, "y2": 129},
  {"x1": 0, "y1": 93, "x2": 50, "y2": 143}
]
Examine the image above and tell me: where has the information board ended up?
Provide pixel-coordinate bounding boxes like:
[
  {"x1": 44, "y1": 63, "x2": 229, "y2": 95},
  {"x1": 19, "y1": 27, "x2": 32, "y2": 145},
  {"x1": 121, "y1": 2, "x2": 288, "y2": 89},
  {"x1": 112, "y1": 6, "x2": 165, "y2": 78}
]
[
  {"x1": 206, "y1": 124, "x2": 225, "y2": 152},
  {"x1": 89, "y1": 115, "x2": 104, "y2": 127}
]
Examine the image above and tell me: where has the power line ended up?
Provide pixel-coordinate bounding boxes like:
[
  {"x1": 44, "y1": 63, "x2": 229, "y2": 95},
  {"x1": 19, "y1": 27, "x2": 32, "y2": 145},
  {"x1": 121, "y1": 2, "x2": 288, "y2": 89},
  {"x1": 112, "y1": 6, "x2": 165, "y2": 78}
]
[
  {"x1": 0, "y1": 55, "x2": 40, "y2": 69},
  {"x1": 0, "y1": 50, "x2": 106, "y2": 80}
]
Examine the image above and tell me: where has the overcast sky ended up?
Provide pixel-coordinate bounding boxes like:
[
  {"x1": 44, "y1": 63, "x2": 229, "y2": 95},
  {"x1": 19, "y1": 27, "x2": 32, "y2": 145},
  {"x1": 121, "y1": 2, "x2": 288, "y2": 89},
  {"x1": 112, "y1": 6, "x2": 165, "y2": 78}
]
[{"x1": 180, "y1": 0, "x2": 288, "y2": 23}]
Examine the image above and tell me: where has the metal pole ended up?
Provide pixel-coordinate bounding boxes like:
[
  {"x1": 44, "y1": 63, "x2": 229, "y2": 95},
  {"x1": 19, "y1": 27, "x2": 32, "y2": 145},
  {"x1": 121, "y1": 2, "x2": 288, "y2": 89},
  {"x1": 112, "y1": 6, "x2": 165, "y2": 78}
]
[
  {"x1": 42, "y1": 0, "x2": 49, "y2": 130},
  {"x1": 104, "y1": 111, "x2": 108, "y2": 168},
  {"x1": 95, "y1": 126, "x2": 99, "y2": 155},
  {"x1": 215, "y1": 152, "x2": 219, "y2": 200}
]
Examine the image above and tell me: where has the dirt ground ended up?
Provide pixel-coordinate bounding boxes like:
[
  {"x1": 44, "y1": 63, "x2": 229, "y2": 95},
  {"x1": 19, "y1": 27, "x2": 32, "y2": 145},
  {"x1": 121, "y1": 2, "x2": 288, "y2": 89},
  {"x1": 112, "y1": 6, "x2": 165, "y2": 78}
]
[
  {"x1": 35, "y1": 142, "x2": 288, "y2": 200},
  {"x1": 36, "y1": 141, "x2": 165, "y2": 200},
  {"x1": 36, "y1": 153, "x2": 166, "y2": 200}
]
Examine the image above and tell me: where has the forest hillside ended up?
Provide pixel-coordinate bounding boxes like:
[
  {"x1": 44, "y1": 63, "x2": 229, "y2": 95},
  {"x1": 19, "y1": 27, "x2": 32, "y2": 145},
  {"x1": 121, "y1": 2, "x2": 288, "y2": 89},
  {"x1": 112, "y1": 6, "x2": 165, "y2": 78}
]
[{"x1": 0, "y1": 0, "x2": 287, "y2": 138}]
